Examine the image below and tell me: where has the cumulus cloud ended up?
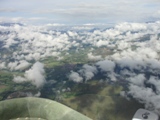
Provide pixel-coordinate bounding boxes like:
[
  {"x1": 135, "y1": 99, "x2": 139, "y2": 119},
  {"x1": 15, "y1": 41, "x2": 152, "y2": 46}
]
[
  {"x1": 7, "y1": 60, "x2": 31, "y2": 71},
  {"x1": 79, "y1": 64, "x2": 97, "y2": 81},
  {"x1": 126, "y1": 81, "x2": 160, "y2": 115},
  {"x1": 127, "y1": 74, "x2": 146, "y2": 86},
  {"x1": 120, "y1": 69, "x2": 136, "y2": 77},
  {"x1": 14, "y1": 60, "x2": 31, "y2": 70},
  {"x1": 115, "y1": 22, "x2": 147, "y2": 32},
  {"x1": 128, "y1": 84, "x2": 155, "y2": 108},
  {"x1": 1, "y1": 20, "x2": 160, "y2": 113},
  {"x1": 13, "y1": 76, "x2": 27, "y2": 83},
  {"x1": 121, "y1": 73, "x2": 160, "y2": 113},
  {"x1": 1, "y1": 21, "x2": 160, "y2": 64},
  {"x1": 0, "y1": 62, "x2": 6, "y2": 69},
  {"x1": 24, "y1": 62, "x2": 46, "y2": 88},
  {"x1": 8, "y1": 61, "x2": 19, "y2": 71},
  {"x1": 13, "y1": 62, "x2": 46, "y2": 88},
  {"x1": 68, "y1": 71, "x2": 83, "y2": 83},
  {"x1": 116, "y1": 58, "x2": 145, "y2": 71},
  {"x1": 148, "y1": 76, "x2": 160, "y2": 93},
  {"x1": 87, "y1": 53, "x2": 102, "y2": 61},
  {"x1": 95, "y1": 40, "x2": 109, "y2": 47},
  {"x1": 96, "y1": 60, "x2": 115, "y2": 72}
]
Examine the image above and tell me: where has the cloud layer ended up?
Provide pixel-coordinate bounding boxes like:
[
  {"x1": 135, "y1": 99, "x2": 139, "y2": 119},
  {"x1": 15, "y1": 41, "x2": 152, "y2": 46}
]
[{"x1": 1, "y1": 20, "x2": 160, "y2": 112}]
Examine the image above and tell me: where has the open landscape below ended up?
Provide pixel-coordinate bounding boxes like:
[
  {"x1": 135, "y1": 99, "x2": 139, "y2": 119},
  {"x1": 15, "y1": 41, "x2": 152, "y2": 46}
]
[{"x1": 1, "y1": 22, "x2": 160, "y2": 119}]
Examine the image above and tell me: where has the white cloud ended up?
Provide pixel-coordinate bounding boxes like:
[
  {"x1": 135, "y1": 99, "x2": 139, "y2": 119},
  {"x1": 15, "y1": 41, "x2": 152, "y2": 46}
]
[
  {"x1": 108, "y1": 72, "x2": 117, "y2": 81},
  {"x1": 115, "y1": 22, "x2": 147, "y2": 32},
  {"x1": 148, "y1": 76, "x2": 160, "y2": 93},
  {"x1": 15, "y1": 60, "x2": 31, "y2": 70},
  {"x1": 7, "y1": 60, "x2": 31, "y2": 71},
  {"x1": 1, "y1": 21, "x2": 160, "y2": 64},
  {"x1": 116, "y1": 58, "x2": 145, "y2": 71},
  {"x1": 1, "y1": 18, "x2": 160, "y2": 113},
  {"x1": 24, "y1": 62, "x2": 46, "y2": 88},
  {"x1": 127, "y1": 74, "x2": 146, "y2": 86},
  {"x1": 8, "y1": 61, "x2": 18, "y2": 71},
  {"x1": 13, "y1": 76, "x2": 27, "y2": 83},
  {"x1": 96, "y1": 60, "x2": 115, "y2": 72},
  {"x1": 79, "y1": 64, "x2": 97, "y2": 81},
  {"x1": 95, "y1": 40, "x2": 109, "y2": 47},
  {"x1": 120, "y1": 69, "x2": 136, "y2": 77},
  {"x1": 1, "y1": 18, "x2": 160, "y2": 116},
  {"x1": 0, "y1": 62, "x2": 6, "y2": 69},
  {"x1": 13, "y1": 62, "x2": 46, "y2": 88},
  {"x1": 87, "y1": 53, "x2": 102, "y2": 61},
  {"x1": 69, "y1": 71, "x2": 83, "y2": 83},
  {"x1": 128, "y1": 84, "x2": 155, "y2": 105}
]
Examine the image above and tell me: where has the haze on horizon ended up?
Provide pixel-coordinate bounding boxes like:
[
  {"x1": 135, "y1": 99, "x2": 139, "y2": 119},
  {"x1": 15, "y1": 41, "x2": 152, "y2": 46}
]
[{"x1": 0, "y1": 0, "x2": 160, "y2": 25}]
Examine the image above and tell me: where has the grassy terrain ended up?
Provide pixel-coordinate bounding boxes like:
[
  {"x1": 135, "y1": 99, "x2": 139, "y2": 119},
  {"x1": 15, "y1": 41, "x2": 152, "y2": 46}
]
[
  {"x1": 92, "y1": 47, "x2": 114, "y2": 58},
  {"x1": 41, "y1": 57, "x2": 63, "y2": 68},
  {"x1": 62, "y1": 50, "x2": 88, "y2": 64},
  {"x1": 0, "y1": 47, "x2": 144, "y2": 120},
  {"x1": 41, "y1": 48, "x2": 91, "y2": 69},
  {"x1": 0, "y1": 71, "x2": 14, "y2": 84},
  {"x1": 61, "y1": 82, "x2": 143, "y2": 120},
  {"x1": 0, "y1": 70, "x2": 38, "y2": 100}
]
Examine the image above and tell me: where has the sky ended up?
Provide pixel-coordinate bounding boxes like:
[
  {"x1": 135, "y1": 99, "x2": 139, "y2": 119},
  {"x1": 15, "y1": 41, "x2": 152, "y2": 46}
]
[{"x1": 0, "y1": 0, "x2": 160, "y2": 24}]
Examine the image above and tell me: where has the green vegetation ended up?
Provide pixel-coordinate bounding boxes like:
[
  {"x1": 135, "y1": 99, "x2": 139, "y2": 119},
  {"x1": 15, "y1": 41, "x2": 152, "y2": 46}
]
[
  {"x1": 62, "y1": 50, "x2": 88, "y2": 64},
  {"x1": 61, "y1": 81, "x2": 143, "y2": 120},
  {"x1": 0, "y1": 47, "x2": 144, "y2": 120},
  {"x1": 92, "y1": 47, "x2": 114, "y2": 58},
  {"x1": 41, "y1": 56, "x2": 63, "y2": 68},
  {"x1": 41, "y1": 47, "x2": 91, "y2": 69},
  {"x1": 0, "y1": 71, "x2": 14, "y2": 84},
  {"x1": 0, "y1": 70, "x2": 38, "y2": 100}
]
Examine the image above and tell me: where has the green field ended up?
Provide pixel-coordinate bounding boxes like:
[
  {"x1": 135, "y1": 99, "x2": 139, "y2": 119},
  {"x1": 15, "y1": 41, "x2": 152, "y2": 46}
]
[
  {"x1": 0, "y1": 47, "x2": 144, "y2": 120},
  {"x1": 61, "y1": 82, "x2": 143, "y2": 120}
]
